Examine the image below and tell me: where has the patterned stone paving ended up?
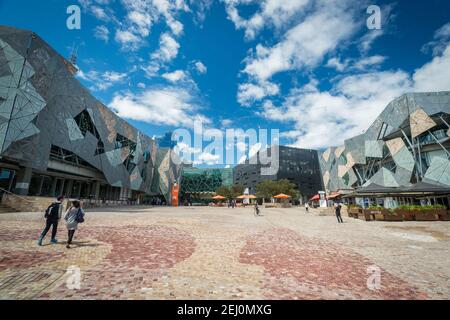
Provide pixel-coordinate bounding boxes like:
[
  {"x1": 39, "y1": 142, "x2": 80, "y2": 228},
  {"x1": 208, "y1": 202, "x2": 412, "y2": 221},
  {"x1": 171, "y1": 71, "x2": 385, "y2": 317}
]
[{"x1": 0, "y1": 206, "x2": 449, "y2": 300}]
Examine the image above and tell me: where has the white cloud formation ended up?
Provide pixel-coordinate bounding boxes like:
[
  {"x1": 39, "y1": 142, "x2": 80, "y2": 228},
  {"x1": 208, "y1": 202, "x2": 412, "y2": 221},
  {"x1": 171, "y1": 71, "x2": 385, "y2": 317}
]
[
  {"x1": 237, "y1": 81, "x2": 280, "y2": 106},
  {"x1": 261, "y1": 40, "x2": 450, "y2": 149},
  {"x1": 162, "y1": 70, "x2": 187, "y2": 82},
  {"x1": 115, "y1": 30, "x2": 142, "y2": 51},
  {"x1": 353, "y1": 55, "x2": 387, "y2": 71},
  {"x1": 152, "y1": 32, "x2": 180, "y2": 62},
  {"x1": 77, "y1": 69, "x2": 128, "y2": 91},
  {"x1": 422, "y1": 22, "x2": 450, "y2": 56},
  {"x1": 242, "y1": 2, "x2": 359, "y2": 82},
  {"x1": 194, "y1": 61, "x2": 207, "y2": 74},
  {"x1": 109, "y1": 87, "x2": 210, "y2": 127},
  {"x1": 414, "y1": 44, "x2": 450, "y2": 91},
  {"x1": 94, "y1": 25, "x2": 110, "y2": 43},
  {"x1": 223, "y1": 0, "x2": 311, "y2": 40}
]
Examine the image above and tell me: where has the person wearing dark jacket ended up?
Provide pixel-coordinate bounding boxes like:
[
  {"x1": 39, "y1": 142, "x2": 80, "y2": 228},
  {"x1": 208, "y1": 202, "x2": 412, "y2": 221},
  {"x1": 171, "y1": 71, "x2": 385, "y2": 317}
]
[
  {"x1": 335, "y1": 203, "x2": 344, "y2": 223},
  {"x1": 38, "y1": 196, "x2": 64, "y2": 245}
]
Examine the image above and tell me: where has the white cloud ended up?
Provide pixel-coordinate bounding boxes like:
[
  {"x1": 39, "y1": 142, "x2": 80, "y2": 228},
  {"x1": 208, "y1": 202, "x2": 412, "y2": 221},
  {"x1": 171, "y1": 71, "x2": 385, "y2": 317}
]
[
  {"x1": 196, "y1": 151, "x2": 220, "y2": 165},
  {"x1": 115, "y1": 30, "x2": 142, "y2": 51},
  {"x1": 242, "y1": 1, "x2": 360, "y2": 82},
  {"x1": 77, "y1": 69, "x2": 128, "y2": 91},
  {"x1": 261, "y1": 40, "x2": 450, "y2": 149},
  {"x1": 162, "y1": 70, "x2": 187, "y2": 82},
  {"x1": 151, "y1": 32, "x2": 180, "y2": 62},
  {"x1": 237, "y1": 81, "x2": 280, "y2": 106},
  {"x1": 353, "y1": 55, "x2": 386, "y2": 71},
  {"x1": 109, "y1": 87, "x2": 210, "y2": 127},
  {"x1": 94, "y1": 25, "x2": 110, "y2": 43},
  {"x1": 137, "y1": 82, "x2": 146, "y2": 89},
  {"x1": 221, "y1": 119, "x2": 233, "y2": 127},
  {"x1": 326, "y1": 57, "x2": 349, "y2": 72},
  {"x1": 261, "y1": 71, "x2": 413, "y2": 149},
  {"x1": 194, "y1": 61, "x2": 207, "y2": 74},
  {"x1": 422, "y1": 22, "x2": 450, "y2": 56},
  {"x1": 414, "y1": 44, "x2": 450, "y2": 92},
  {"x1": 223, "y1": 0, "x2": 311, "y2": 40}
]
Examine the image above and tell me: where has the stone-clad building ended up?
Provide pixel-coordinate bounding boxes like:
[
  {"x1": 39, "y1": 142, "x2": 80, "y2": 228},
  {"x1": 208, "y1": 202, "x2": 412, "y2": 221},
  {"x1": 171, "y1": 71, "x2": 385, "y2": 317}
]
[
  {"x1": 319, "y1": 92, "x2": 450, "y2": 208},
  {"x1": 0, "y1": 26, "x2": 181, "y2": 205}
]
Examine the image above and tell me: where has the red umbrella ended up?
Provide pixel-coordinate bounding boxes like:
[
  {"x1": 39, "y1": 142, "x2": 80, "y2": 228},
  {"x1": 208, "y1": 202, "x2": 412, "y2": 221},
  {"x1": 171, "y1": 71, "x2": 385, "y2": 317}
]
[{"x1": 310, "y1": 194, "x2": 320, "y2": 201}]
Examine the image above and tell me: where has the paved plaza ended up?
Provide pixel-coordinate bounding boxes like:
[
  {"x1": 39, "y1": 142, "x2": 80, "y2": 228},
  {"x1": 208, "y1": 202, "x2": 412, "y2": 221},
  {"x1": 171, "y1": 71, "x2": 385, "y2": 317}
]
[{"x1": 0, "y1": 206, "x2": 449, "y2": 300}]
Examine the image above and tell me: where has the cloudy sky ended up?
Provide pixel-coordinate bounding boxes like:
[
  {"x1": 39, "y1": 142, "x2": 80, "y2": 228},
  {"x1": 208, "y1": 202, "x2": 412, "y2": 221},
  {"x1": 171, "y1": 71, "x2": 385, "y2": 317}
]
[{"x1": 1, "y1": 0, "x2": 450, "y2": 165}]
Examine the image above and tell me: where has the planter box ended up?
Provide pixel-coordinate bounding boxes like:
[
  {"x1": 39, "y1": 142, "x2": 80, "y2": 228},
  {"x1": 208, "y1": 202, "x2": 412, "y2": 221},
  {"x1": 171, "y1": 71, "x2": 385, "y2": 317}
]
[
  {"x1": 348, "y1": 207, "x2": 362, "y2": 218},
  {"x1": 374, "y1": 213, "x2": 384, "y2": 221},
  {"x1": 414, "y1": 209, "x2": 444, "y2": 221},
  {"x1": 396, "y1": 210, "x2": 415, "y2": 221},
  {"x1": 363, "y1": 209, "x2": 392, "y2": 221},
  {"x1": 358, "y1": 211, "x2": 374, "y2": 221},
  {"x1": 415, "y1": 212, "x2": 439, "y2": 221},
  {"x1": 383, "y1": 214, "x2": 404, "y2": 222},
  {"x1": 439, "y1": 213, "x2": 450, "y2": 221}
]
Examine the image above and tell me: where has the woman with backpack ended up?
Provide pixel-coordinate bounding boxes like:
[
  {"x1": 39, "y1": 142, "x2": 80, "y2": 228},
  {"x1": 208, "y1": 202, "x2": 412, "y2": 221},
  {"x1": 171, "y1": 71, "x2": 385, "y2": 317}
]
[{"x1": 64, "y1": 200, "x2": 85, "y2": 249}]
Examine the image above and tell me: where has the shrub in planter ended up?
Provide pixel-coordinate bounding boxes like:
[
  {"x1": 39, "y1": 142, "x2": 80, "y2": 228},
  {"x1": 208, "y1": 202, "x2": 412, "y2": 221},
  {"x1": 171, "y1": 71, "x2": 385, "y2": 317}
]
[{"x1": 395, "y1": 205, "x2": 444, "y2": 221}]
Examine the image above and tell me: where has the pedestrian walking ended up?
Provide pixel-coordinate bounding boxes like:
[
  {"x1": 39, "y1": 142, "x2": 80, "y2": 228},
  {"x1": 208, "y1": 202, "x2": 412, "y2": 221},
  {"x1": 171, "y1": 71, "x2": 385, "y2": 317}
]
[
  {"x1": 305, "y1": 202, "x2": 309, "y2": 213},
  {"x1": 335, "y1": 203, "x2": 344, "y2": 223},
  {"x1": 64, "y1": 200, "x2": 85, "y2": 249},
  {"x1": 38, "y1": 196, "x2": 64, "y2": 246}
]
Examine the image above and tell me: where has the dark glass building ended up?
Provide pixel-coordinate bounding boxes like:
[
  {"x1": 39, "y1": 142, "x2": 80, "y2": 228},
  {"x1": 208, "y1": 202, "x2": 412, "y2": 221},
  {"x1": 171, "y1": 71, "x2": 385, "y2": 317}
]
[{"x1": 233, "y1": 146, "x2": 324, "y2": 202}]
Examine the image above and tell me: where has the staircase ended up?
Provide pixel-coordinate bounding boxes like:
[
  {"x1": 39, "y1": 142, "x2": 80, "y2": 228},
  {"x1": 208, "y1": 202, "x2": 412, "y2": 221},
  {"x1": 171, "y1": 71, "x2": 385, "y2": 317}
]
[{"x1": 0, "y1": 203, "x2": 19, "y2": 213}]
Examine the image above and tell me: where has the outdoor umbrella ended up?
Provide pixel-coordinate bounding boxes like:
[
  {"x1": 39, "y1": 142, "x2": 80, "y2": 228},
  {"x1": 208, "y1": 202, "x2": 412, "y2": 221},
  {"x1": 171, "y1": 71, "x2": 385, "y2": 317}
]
[
  {"x1": 273, "y1": 193, "x2": 291, "y2": 199},
  {"x1": 310, "y1": 194, "x2": 320, "y2": 201},
  {"x1": 237, "y1": 195, "x2": 257, "y2": 199},
  {"x1": 212, "y1": 195, "x2": 226, "y2": 200}
]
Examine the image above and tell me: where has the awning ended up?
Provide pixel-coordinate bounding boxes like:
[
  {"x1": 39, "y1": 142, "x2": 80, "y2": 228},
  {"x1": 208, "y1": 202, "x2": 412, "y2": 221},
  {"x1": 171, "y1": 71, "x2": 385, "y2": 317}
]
[
  {"x1": 310, "y1": 194, "x2": 320, "y2": 201},
  {"x1": 343, "y1": 181, "x2": 450, "y2": 198},
  {"x1": 326, "y1": 192, "x2": 341, "y2": 200}
]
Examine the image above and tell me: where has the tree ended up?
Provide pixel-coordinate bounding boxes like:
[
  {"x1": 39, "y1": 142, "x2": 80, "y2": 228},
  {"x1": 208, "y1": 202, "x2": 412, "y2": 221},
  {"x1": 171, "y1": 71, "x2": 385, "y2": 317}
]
[
  {"x1": 215, "y1": 184, "x2": 244, "y2": 200},
  {"x1": 255, "y1": 179, "x2": 299, "y2": 201}
]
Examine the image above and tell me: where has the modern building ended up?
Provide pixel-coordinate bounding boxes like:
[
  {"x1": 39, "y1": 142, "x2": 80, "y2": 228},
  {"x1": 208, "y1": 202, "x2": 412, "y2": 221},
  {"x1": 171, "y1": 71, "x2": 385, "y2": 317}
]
[
  {"x1": 233, "y1": 145, "x2": 323, "y2": 202},
  {"x1": 0, "y1": 26, "x2": 181, "y2": 206},
  {"x1": 319, "y1": 92, "x2": 450, "y2": 208},
  {"x1": 180, "y1": 167, "x2": 233, "y2": 204}
]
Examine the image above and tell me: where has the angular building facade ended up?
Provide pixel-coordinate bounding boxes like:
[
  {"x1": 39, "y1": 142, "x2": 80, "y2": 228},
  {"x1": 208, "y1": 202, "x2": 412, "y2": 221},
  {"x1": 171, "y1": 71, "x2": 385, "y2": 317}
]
[
  {"x1": 319, "y1": 92, "x2": 450, "y2": 206},
  {"x1": 0, "y1": 26, "x2": 180, "y2": 203}
]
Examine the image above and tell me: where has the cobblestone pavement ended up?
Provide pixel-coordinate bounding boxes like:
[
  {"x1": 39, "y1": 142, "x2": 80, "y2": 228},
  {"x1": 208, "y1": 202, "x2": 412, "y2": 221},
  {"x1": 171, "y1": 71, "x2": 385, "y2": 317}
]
[{"x1": 0, "y1": 206, "x2": 449, "y2": 300}]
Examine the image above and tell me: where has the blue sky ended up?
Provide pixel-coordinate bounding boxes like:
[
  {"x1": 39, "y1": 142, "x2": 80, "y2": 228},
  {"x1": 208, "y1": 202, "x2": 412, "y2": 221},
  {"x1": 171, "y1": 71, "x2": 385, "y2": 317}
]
[{"x1": 1, "y1": 0, "x2": 450, "y2": 167}]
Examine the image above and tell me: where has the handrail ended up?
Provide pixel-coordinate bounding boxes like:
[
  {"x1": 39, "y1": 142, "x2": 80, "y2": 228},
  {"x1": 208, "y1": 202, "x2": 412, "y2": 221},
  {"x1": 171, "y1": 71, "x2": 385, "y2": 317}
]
[{"x1": 0, "y1": 188, "x2": 37, "y2": 203}]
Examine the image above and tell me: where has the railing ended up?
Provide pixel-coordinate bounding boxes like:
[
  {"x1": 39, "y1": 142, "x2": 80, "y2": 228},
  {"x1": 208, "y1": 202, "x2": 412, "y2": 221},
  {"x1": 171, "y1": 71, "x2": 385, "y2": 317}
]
[{"x1": 0, "y1": 188, "x2": 37, "y2": 204}]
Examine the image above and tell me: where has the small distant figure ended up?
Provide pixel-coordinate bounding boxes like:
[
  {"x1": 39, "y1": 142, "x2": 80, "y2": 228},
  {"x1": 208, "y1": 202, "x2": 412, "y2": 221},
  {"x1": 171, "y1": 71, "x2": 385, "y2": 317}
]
[
  {"x1": 254, "y1": 202, "x2": 261, "y2": 216},
  {"x1": 232, "y1": 200, "x2": 236, "y2": 209},
  {"x1": 304, "y1": 202, "x2": 309, "y2": 213},
  {"x1": 38, "y1": 196, "x2": 64, "y2": 246},
  {"x1": 64, "y1": 200, "x2": 85, "y2": 249},
  {"x1": 334, "y1": 203, "x2": 343, "y2": 223}
]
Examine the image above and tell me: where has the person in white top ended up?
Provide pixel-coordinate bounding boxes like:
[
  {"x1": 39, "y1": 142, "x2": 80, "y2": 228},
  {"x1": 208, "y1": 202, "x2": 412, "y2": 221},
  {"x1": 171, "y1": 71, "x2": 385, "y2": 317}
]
[{"x1": 304, "y1": 202, "x2": 309, "y2": 213}]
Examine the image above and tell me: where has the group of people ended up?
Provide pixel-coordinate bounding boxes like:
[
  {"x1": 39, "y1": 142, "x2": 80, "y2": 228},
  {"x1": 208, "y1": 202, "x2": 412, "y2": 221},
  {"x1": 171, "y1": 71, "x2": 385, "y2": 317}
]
[
  {"x1": 38, "y1": 196, "x2": 85, "y2": 249},
  {"x1": 228, "y1": 199, "x2": 237, "y2": 208},
  {"x1": 304, "y1": 202, "x2": 344, "y2": 223}
]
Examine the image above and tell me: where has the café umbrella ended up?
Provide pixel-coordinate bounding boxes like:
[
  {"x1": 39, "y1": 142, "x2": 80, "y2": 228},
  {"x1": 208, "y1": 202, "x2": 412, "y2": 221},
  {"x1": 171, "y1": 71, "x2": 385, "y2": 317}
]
[{"x1": 273, "y1": 193, "x2": 291, "y2": 199}]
